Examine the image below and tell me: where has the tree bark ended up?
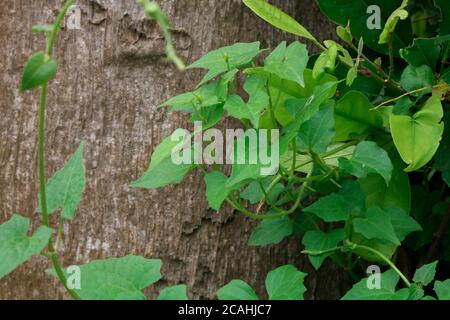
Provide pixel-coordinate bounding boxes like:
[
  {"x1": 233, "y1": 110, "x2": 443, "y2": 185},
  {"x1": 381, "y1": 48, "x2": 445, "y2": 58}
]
[{"x1": 0, "y1": 0, "x2": 350, "y2": 299}]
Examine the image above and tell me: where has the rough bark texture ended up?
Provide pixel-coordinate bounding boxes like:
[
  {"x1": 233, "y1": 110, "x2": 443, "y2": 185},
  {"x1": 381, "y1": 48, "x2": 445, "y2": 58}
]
[{"x1": 0, "y1": 0, "x2": 351, "y2": 299}]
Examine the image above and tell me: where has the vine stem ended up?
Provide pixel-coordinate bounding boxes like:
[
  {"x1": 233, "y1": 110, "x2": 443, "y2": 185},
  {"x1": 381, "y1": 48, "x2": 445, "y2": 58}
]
[
  {"x1": 372, "y1": 83, "x2": 450, "y2": 110},
  {"x1": 38, "y1": 0, "x2": 81, "y2": 300},
  {"x1": 387, "y1": 34, "x2": 394, "y2": 80},
  {"x1": 302, "y1": 246, "x2": 345, "y2": 256},
  {"x1": 347, "y1": 241, "x2": 411, "y2": 287},
  {"x1": 303, "y1": 241, "x2": 412, "y2": 288}
]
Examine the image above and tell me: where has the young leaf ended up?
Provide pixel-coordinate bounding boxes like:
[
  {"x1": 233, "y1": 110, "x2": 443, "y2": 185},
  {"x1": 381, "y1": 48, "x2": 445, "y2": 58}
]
[
  {"x1": 297, "y1": 104, "x2": 335, "y2": 154},
  {"x1": 334, "y1": 91, "x2": 383, "y2": 142},
  {"x1": 217, "y1": 280, "x2": 259, "y2": 300},
  {"x1": 399, "y1": 65, "x2": 435, "y2": 92},
  {"x1": 264, "y1": 41, "x2": 309, "y2": 87},
  {"x1": 302, "y1": 229, "x2": 345, "y2": 269},
  {"x1": 130, "y1": 134, "x2": 194, "y2": 189},
  {"x1": 378, "y1": 0, "x2": 409, "y2": 44},
  {"x1": 341, "y1": 270, "x2": 399, "y2": 300},
  {"x1": 48, "y1": 255, "x2": 162, "y2": 300},
  {"x1": 188, "y1": 42, "x2": 262, "y2": 86},
  {"x1": 390, "y1": 95, "x2": 444, "y2": 172},
  {"x1": 249, "y1": 216, "x2": 294, "y2": 246},
  {"x1": 242, "y1": 0, "x2": 317, "y2": 42},
  {"x1": 336, "y1": 25, "x2": 352, "y2": 43},
  {"x1": 353, "y1": 207, "x2": 401, "y2": 245},
  {"x1": 312, "y1": 43, "x2": 338, "y2": 79},
  {"x1": 265, "y1": 264, "x2": 307, "y2": 300},
  {"x1": 157, "y1": 284, "x2": 188, "y2": 300},
  {"x1": 346, "y1": 67, "x2": 358, "y2": 87},
  {"x1": 20, "y1": 51, "x2": 58, "y2": 92},
  {"x1": 39, "y1": 143, "x2": 85, "y2": 220},
  {"x1": 434, "y1": 280, "x2": 450, "y2": 300},
  {"x1": 0, "y1": 214, "x2": 53, "y2": 279},
  {"x1": 413, "y1": 261, "x2": 438, "y2": 286},
  {"x1": 316, "y1": 0, "x2": 412, "y2": 55},
  {"x1": 339, "y1": 141, "x2": 393, "y2": 185},
  {"x1": 204, "y1": 171, "x2": 230, "y2": 211}
]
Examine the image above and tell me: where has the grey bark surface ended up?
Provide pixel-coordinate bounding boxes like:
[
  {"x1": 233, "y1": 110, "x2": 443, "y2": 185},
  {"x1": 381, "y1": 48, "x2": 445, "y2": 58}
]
[{"x1": 0, "y1": 0, "x2": 351, "y2": 299}]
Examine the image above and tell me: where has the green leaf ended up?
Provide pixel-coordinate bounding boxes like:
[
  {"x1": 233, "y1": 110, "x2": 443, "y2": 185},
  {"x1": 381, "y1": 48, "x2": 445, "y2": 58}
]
[
  {"x1": 336, "y1": 25, "x2": 352, "y2": 43},
  {"x1": 224, "y1": 74, "x2": 269, "y2": 127},
  {"x1": 400, "y1": 38, "x2": 441, "y2": 69},
  {"x1": 204, "y1": 171, "x2": 230, "y2": 211},
  {"x1": 346, "y1": 67, "x2": 358, "y2": 87},
  {"x1": 226, "y1": 130, "x2": 278, "y2": 189},
  {"x1": 443, "y1": 171, "x2": 450, "y2": 187},
  {"x1": 279, "y1": 82, "x2": 337, "y2": 150},
  {"x1": 341, "y1": 270, "x2": 399, "y2": 300},
  {"x1": 130, "y1": 133, "x2": 194, "y2": 189},
  {"x1": 39, "y1": 143, "x2": 85, "y2": 220},
  {"x1": 339, "y1": 141, "x2": 393, "y2": 185},
  {"x1": 0, "y1": 214, "x2": 53, "y2": 279},
  {"x1": 297, "y1": 104, "x2": 335, "y2": 154},
  {"x1": 242, "y1": 0, "x2": 317, "y2": 42},
  {"x1": 50, "y1": 255, "x2": 162, "y2": 300},
  {"x1": 353, "y1": 207, "x2": 401, "y2": 245},
  {"x1": 20, "y1": 51, "x2": 58, "y2": 92},
  {"x1": 390, "y1": 94, "x2": 444, "y2": 172},
  {"x1": 189, "y1": 104, "x2": 224, "y2": 130},
  {"x1": 378, "y1": 0, "x2": 409, "y2": 44},
  {"x1": 265, "y1": 264, "x2": 307, "y2": 300},
  {"x1": 434, "y1": 112, "x2": 450, "y2": 172},
  {"x1": 249, "y1": 216, "x2": 294, "y2": 246},
  {"x1": 250, "y1": 68, "x2": 337, "y2": 126},
  {"x1": 316, "y1": 0, "x2": 412, "y2": 56},
  {"x1": 434, "y1": 280, "x2": 450, "y2": 300},
  {"x1": 303, "y1": 193, "x2": 349, "y2": 222},
  {"x1": 413, "y1": 261, "x2": 438, "y2": 286},
  {"x1": 359, "y1": 150, "x2": 411, "y2": 214},
  {"x1": 304, "y1": 181, "x2": 365, "y2": 222},
  {"x1": 241, "y1": 178, "x2": 284, "y2": 204},
  {"x1": 217, "y1": 280, "x2": 259, "y2": 300},
  {"x1": 188, "y1": 42, "x2": 262, "y2": 86},
  {"x1": 264, "y1": 41, "x2": 309, "y2": 87},
  {"x1": 400, "y1": 65, "x2": 435, "y2": 92},
  {"x1": 334, "y1": 91, "x2": 383, "y2": 142},
  {"x1": 157, "y1": 285, "x2": 188, "y2": 300},
  {"x1": 302, "y1": 229, "x2": 345, "y2": 269},
  {"x1": 161, "y1": 81, "x2": 226, "y2": 112},
  {"x1": 387, "y1": 206, "x2": 421, "y2": 241},
  {"x1": 312, "y1": 43, "x2": 338, "y2": 79},
  {"x1": 391, "y1": 283, "x2": 424, "y2": 300}
]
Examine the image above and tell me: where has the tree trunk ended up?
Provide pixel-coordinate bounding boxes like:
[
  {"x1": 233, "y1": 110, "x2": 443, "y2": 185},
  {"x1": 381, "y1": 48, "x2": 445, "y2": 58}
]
[{"x1": 0, "y1": 0, "x2": 351, "y2": 299}]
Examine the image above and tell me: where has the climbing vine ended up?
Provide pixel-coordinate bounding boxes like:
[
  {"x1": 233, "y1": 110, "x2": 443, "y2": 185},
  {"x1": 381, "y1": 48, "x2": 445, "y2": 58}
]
[{"x1": 1, "y1": 0, "x2": 450, "y2": 300}]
